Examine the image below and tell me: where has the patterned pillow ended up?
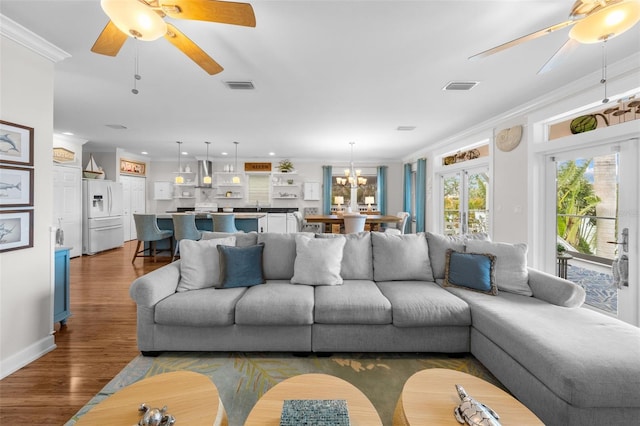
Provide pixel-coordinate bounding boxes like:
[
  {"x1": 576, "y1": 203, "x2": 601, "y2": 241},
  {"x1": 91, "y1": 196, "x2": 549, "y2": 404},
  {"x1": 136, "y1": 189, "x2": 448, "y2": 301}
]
[{"x1": 443, "y1": 249, "x2": 497, "y2": 295}]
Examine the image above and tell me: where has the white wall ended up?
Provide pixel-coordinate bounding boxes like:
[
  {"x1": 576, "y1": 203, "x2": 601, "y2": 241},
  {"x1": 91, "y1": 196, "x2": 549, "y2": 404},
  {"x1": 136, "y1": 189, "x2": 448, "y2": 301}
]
[{"x1": 0, "y1": 18, "x2": 69, "y2": 378}]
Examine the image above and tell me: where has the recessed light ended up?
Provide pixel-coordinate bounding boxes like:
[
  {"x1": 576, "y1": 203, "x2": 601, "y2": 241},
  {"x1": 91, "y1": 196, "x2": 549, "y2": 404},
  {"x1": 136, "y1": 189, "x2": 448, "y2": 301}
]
[
  {"x1": 62, "y1": 131, "x2": 74, "y2": 136},
  {"x1": 181, "y1": 151, "x2": 188, "y2": 155},
  {"x1": 221, "y1": 152, "x2": 228, "y2": 156},
  {"x1": 269, "y1": 152, "x2": 275, "y2": 156},
  {"x1": 141, "y1": 151, "x2": 148, "y2": 155}
]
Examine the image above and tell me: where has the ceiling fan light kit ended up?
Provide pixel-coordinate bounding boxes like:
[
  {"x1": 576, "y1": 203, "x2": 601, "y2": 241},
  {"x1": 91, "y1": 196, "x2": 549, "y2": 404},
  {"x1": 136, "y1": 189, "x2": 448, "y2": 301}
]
[
  {"x1": 569, "y1": 0, "x2": 640, "y2": 43},
  {"x1": 101, "y1": 0, "x2": 167, "y2": 41}
]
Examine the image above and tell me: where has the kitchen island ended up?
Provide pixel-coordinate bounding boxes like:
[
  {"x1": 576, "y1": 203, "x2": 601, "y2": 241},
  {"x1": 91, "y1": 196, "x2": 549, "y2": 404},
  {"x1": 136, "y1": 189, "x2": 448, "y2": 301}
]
[{"x1": 156, "y1": 212, "x2": 267, "y2": 233}]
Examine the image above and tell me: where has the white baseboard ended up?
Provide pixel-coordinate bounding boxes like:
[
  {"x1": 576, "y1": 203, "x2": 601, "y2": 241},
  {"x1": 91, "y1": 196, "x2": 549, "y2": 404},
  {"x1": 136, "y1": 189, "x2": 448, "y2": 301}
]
[{"x1": 0, "y1": 336, "x2": 56, "y2": 379}]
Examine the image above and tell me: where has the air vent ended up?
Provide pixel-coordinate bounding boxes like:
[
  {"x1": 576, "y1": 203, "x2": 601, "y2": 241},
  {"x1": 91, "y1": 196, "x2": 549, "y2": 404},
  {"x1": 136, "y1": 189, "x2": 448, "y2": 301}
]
[
  {"x1": 443, "y1": 81, "x2": 479, "y2": 91},
  {"x1": 224, "y1": 81, "x2": 255, "y2": 90},
  {"x1": 105, "y1": 124, "x2": 127, "y2": 130},
  {"x1": 397, "y1": 126, "x2": 416, "y2": 131}
]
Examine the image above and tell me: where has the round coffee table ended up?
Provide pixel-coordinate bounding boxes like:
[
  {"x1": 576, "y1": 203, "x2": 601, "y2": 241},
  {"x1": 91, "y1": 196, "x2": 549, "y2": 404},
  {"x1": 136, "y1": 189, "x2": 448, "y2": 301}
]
[
  {"x1": 244, "y1": 373, "x2": 382, "y2": 425},
  {"x1": 75, "y1": 371, "x2": 227, "y2": 425},
  {"x1": 395, "y1": 368, "x2": 542, "y2": 425}
]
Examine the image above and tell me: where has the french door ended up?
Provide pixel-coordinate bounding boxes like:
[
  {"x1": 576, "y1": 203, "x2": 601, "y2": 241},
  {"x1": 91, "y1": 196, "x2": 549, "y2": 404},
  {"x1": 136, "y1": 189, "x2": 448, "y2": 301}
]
[
  {"x1": 440, "y1": 166, "x2": 490, "y2": 236},
  {"x1": 549, "y1": 139, "x2": 638, "y2": 324}
]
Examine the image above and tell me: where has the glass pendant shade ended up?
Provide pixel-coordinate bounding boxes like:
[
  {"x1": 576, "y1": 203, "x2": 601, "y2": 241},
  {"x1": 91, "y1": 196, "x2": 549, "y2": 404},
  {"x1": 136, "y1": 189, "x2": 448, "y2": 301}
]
[
  {"x1": 202, "y1": 141, "x2": 212, "y2": 185},
  {"x1": 570, "y1": 1, "x2": 640, "y2": 43},
  {"x1": 175, "y1": 141, "x2": 184, "y2": 184},
  {"x1": 101, "y1": 0, "x2": 167, "y2": 41}
]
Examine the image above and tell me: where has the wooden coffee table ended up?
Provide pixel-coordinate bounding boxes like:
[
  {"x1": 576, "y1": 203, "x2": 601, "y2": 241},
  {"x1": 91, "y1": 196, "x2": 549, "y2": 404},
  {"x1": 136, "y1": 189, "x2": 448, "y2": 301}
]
[
  {"x1": 75, "y1": 371, "x2": 227, "y2": 425},
  {"x1": 395, "y1": 368, "x2": 542, "y2": 425},
  {"x1": 245, "y1": 373, "x2": 382, "y2": 425}
]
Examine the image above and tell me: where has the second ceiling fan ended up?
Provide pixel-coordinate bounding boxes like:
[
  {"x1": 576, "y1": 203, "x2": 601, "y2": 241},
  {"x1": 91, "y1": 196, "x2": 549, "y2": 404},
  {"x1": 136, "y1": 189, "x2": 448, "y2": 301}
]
[
  {"x1": 469, "y1": 0, "x2": 640, "y2": 74},
  {"x1": 91, "y1": 0, "x2": 256, "y2": 75}
]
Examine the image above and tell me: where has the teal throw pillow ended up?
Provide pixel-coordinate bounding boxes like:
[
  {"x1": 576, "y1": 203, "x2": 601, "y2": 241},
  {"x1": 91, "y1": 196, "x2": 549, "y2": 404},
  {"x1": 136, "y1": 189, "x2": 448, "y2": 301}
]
[
  {"x1": 217, "y1": 243, "x2": 265, "y2": 288},
  {"x1": 443, "y1": 249, "x2": 497, "y2": 295}
]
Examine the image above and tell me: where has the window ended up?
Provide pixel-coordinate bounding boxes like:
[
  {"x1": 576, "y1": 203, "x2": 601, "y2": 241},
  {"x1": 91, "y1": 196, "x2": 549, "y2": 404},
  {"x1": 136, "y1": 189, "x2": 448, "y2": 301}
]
[
  {"x1": 247, "y1": 174, "x2": 270, "y2": 205},
  {"x1": 331, "y1": 172, "x2": 377, "y2": 207}
]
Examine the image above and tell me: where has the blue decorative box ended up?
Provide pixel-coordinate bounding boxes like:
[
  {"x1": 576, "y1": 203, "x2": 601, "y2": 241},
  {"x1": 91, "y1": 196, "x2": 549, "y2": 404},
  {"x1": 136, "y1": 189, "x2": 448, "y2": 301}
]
[{"x1": 280, "y1": 399, "x2": 350, "y2": 426}]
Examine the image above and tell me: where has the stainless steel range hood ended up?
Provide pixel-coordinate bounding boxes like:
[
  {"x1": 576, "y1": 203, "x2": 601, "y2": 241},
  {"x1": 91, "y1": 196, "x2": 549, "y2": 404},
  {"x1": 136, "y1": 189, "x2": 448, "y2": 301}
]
[{"x1": 196, "y1": 160, "x2": 213, "y2": 188}]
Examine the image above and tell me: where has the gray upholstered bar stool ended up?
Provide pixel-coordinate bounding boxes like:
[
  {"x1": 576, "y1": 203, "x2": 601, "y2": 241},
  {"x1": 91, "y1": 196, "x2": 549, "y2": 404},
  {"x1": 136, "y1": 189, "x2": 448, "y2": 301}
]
[
  {"x1": 212, "y1": 213, "x2": 239, "y2": 233},
  {"x1": 132, "y1": 214, "x2": 174, "y2": 263},
  {"x1": 171, "y1": 213, "x2": 203, "y2": 261}
]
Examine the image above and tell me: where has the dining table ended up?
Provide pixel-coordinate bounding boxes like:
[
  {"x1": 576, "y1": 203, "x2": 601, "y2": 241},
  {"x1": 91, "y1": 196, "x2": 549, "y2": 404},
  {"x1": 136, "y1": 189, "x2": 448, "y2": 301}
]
[{"x1": 304, "y1": 214, "x2": 402, "y2": 232}]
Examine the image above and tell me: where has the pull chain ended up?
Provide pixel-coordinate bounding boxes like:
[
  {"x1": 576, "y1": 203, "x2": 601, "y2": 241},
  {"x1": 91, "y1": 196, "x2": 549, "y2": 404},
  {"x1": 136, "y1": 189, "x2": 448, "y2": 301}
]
[
  {"x1": 600, "y1": 39, "x2": 609, "y2": 104},
  {"x1": 132, "y1": 39, "x2": 141, "y2": 95}
]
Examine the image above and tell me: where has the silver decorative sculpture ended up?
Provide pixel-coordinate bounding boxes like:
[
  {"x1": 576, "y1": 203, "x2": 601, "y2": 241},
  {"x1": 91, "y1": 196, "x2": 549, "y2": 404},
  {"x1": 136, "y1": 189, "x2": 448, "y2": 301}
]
[
  {"x1": 453, "y1": 384, "x2": 501, "y2": 426},
  {"x1": 137, "y1": 403, "x2": 176, "y2": 426}
]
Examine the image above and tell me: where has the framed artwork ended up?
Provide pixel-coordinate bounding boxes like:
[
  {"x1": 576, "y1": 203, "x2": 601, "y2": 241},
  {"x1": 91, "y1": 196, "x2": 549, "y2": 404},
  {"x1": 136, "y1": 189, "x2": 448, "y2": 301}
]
[
  {"x1": 0, "y1": 120, "x2": 34, "y2": 166},
  {"x1": 0, "y1": 210, "x2": 33, "y2": 253},
  {"x1": 0, "y1": 165, "x2": 33, "y2": 207},
  {"x1": 120, "y1": 158, "x2": 146, "y2": 176}
]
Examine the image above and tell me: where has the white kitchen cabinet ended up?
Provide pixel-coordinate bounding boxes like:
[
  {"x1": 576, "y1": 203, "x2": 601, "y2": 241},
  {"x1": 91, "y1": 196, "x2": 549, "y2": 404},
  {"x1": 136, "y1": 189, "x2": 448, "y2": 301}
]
[
  {"x1": 286, "y1": 213, "x2": 298, "y2": 233},
  {"x1": 304, "y1": 181, "x2": 320, "y2": 201},
  {"x1": 267, "y1": 213, "x2": 287, "y2": 233}
]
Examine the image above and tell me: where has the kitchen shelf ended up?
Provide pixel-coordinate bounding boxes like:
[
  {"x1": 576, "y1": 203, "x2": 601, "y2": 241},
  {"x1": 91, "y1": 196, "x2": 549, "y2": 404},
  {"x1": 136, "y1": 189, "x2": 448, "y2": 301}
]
[
  {"x1": 273, "y1": 196, "x2": 298, "y2": 199},
  {"x1": 273, "y1": 184, "x2": 299, "y2": 187},
  {"x1": 215, "y1": 195, "x2": 243, "y2": 199}
]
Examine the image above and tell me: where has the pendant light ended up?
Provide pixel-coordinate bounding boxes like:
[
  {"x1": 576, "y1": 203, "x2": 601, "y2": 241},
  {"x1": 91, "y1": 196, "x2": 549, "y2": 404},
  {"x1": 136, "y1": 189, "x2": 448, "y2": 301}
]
[
  {"x1": 232, "y1": 141, "x2": 241, "y2": 184},
  {"x1": 203, "y1": 141, "x2": 212, "y2": 185},
  {"x1": 175, "y1": 141, "x2": 184, "y2": 184}
]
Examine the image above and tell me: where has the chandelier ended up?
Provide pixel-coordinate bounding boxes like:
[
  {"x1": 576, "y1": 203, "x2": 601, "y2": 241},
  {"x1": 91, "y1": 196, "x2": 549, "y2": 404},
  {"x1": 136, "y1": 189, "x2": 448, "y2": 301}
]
[{"x1": 336, "y1": 142, "x2": 367, "y2": 187}]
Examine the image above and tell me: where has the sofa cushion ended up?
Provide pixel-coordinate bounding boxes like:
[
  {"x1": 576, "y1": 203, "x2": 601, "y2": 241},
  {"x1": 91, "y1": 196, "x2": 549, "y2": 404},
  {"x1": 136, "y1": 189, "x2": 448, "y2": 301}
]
[
  {"x1": 426, "y1": 232, "x2": 465, "y2": 280},
  {"x1": 155, "y1": 286, "x2": 247, "y2": 326},
  {"x1": 235, "y1": 281, "x2": 314, "y2": 325},
  {"x1": 258, "y1": 232, "x2": 314, "y2": 280},
  {"x1": 377, "y1": 281, "x2": 471, "y2": 327},
  {"x1": 314, "y1": 280, "x2": 392, "y2": 324},
  {"x1": 176, "y1": 236, "x2": 236, "y2": 292},
  {"x1": 465, "y1": 240, "x2": 531, "y2": 296},
  {"x1": 443, "y1": 249, "x2": 497, "y2": 295},
  {"x1": 446, "y1": 287, "x2": 640, "y2": 408},
  {"x1": 371, "y1": 232, "x2": 433, "y2": 281},
  {"x1": 218, "y1": 243, "x2": 265, "y2": 288},
  {"x1": 202, "y1": 231, "x2": 258, "y2": 247},
  {"x1": 291, "y1": 234, "x2": 345, "y2": 285},
  {"x1": 315, "y1": 232, "x2": 373, "y2": 280}
]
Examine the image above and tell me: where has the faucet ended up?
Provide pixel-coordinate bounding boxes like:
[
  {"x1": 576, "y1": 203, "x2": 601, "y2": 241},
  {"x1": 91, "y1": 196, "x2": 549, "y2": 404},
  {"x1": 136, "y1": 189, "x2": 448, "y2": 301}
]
[{"x1": 256, "y1": 200, "x2": 260, "y2": 212}]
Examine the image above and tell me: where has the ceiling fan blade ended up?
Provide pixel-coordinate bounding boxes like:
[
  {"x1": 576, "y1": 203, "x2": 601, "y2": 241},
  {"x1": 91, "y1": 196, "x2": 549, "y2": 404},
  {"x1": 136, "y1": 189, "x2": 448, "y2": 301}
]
[
  {"x1": 469, "y1": 19, "x2": 576, "y2": 60},
  {"x1": 91, "y1": 21, "x2": 128, "y2": 56},
  {"x1": 160, "y1": 0, "x2": 256, "y2": 27},
  {"x1": 164, "y1": 24, "x2": 224, "y2": 75},
  {"x1": 537, "y1": 38, "x2": 580, "y2": 74}
]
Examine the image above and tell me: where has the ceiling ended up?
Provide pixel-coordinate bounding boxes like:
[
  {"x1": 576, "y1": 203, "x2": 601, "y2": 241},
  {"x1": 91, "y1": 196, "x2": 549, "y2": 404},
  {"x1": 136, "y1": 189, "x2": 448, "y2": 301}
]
[{"x1": 1, "y1": 0, "x2": 639, "y2": 162}]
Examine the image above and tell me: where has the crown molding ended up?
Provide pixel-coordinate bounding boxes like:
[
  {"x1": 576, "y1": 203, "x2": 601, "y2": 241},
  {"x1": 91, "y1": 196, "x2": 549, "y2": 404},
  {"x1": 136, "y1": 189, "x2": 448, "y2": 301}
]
[{"x1": 0, "y1": 14, "x2": 70, "y2": 63}]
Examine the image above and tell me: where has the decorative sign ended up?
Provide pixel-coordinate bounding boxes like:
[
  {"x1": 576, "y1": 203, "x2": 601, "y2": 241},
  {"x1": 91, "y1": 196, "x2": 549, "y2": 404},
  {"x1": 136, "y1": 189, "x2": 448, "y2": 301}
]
[
  {"x1": 245, "y1": 162, "x2": 272, "y2": 172},
  {"x1": 53, "y1": 147, "x2": 76, "y2": 163},
  {"x1": 120, "y1": 159, "x2": 146, "y2": 176}
]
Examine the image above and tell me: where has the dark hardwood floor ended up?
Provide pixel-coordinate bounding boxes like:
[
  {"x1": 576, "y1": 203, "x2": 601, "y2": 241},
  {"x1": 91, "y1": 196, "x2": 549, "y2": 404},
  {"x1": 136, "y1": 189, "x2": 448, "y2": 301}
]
[{"x1": 0, "y1": 241, "x2": 169, "y2": 424}]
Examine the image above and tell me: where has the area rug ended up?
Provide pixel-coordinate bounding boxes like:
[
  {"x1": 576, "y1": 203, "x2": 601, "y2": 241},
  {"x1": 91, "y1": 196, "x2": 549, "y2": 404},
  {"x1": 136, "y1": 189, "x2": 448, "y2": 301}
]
[{"x1": 65, "y1": 351, "x2": 501, "y2": 426}]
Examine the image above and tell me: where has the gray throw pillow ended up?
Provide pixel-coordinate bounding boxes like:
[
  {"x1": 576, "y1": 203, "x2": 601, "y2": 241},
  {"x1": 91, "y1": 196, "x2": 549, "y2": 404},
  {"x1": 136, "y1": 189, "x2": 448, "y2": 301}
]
[
  {"x1": 258, "y1": 232, "x2": 314, "y2": 280},
  {"x1": 315, "y1": 232, "x2": 373, "y2": 280},
  {"x1": 465, "y1": 239, "x2": 531, "y2": 296},
  {"x1": 291, "y1": 234, "x2": 346, "y2": 285},
  {"x1": 371, "y1": 232, "x2": 434, "y2": 282},
  {"x1": 176, "y1": 236, "x2": 236, "y2": 292},
  {"x1": 425, "y1": 232, "x2": 465, "y2": 280}
]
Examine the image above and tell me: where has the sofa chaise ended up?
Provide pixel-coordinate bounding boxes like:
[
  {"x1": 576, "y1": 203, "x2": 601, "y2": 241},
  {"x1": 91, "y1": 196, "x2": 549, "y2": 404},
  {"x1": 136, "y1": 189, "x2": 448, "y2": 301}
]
[{"x1": 129, "y1": 231, "x2": 640, "y2": 425}]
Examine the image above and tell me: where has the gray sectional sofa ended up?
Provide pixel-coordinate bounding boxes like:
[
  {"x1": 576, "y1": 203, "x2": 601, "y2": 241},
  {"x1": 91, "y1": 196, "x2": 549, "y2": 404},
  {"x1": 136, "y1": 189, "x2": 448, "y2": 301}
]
[{"x1": 129, "y1": 231, "x2": 640, "y2": 426}]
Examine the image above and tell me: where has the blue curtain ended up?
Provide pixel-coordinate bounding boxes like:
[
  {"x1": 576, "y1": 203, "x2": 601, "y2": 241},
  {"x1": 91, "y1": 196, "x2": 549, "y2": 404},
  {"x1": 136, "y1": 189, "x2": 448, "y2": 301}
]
[
  {"x1": 377, "y1": 166, "x2": 388, "y2": 215},
  {"x1": 322, "y1": 165, "x2": 332, "y2": 215},
  {"x1": 403, "y1": 163, "x2": 412, "y2": 233},
  {"x1": 415, "y1": 158, "x2": 426, "y2": 232}
]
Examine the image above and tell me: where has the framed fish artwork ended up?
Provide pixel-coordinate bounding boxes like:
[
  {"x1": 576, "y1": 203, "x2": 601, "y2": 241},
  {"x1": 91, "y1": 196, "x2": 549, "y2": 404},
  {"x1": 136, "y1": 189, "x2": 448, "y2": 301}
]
[
  {"x1": 0, "y1": 120, "x2": 34, "y2": 166},
  {"x1": 0, "y1": 165, "x2": 33, "y2": 207},
  {"x1": 0, "y1": 210, "x2": 33, "y2": 253}
]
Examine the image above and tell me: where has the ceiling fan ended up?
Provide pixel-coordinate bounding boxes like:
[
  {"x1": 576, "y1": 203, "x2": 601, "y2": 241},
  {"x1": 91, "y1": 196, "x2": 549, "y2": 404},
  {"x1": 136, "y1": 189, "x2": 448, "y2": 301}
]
[
  {"x1": 91, "y1": 0, "x2": 256, "y2": 75},
  {"x1": 469, "y1": 0, "x2": 640, "y2": 74}
]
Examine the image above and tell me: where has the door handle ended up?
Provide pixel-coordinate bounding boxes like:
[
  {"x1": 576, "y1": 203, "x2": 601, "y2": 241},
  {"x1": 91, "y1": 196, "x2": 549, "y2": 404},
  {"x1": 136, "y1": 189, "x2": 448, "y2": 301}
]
[{"x1": 607, "y1": 228, "x2": 629, "y2": 253}]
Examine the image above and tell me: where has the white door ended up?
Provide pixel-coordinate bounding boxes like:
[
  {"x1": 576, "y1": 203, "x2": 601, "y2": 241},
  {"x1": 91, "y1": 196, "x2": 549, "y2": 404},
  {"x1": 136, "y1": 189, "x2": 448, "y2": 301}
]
[
  {"x1": 439, "y1": 165, "x2": 490, "y2": 236},
  {"x1": 121, "y1": 176, "x2": 146, "y2": 241},
  {"x1": 53, "y1": 165, "x2": 82, "y2": 257},
  {"x1": 548, "y1": 139, "x2": 638, "y2": 325}
]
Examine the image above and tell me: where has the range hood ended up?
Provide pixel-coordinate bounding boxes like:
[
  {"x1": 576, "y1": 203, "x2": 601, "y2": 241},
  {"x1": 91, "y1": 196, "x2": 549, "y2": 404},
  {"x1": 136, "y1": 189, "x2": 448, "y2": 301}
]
[{"x1": 196, "y1": 160, "x2": 213, "y2": 188}]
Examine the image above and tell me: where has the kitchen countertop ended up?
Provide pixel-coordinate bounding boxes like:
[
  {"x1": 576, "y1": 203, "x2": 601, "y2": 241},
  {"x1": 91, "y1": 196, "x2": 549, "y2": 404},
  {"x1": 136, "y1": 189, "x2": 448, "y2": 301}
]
[{"x1": 157, "y1": 212, "x2": 267, "y2": 220}]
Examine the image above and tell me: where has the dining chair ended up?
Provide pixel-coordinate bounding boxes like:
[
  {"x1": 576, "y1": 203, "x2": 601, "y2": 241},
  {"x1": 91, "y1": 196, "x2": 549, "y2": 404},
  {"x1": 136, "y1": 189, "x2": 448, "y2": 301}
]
[
  {"x1": 132, "y1": 214, "x2": 174, "y2": 263},
  {"x1": 171, "y1": 213, "x2": 203, "y2": 261},
  {"x1": 292, "y1": 211, "x2": 317, "y2": 232},
  {"x1": 212, "y1": 213, "x2": 239, "y2": 233},
  {"x1": 385, "y1": 212, "x2": 410, "y2": 235},
  {"x1": 343, "y1": 213, "x2": 367, "y2": 234}
]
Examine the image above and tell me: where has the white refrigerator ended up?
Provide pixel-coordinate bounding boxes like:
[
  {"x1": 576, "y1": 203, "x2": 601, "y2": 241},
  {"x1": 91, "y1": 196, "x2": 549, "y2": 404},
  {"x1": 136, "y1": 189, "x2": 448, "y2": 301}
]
[{"x1": 82, "y1": 179, "x2": 124, "y2": 255}]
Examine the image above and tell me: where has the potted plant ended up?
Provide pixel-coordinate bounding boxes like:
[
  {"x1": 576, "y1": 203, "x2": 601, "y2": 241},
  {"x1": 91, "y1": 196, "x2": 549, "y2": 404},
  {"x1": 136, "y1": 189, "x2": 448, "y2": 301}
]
[{"x1": 278, "y1": 159, "x2": 294, "y2": 173}]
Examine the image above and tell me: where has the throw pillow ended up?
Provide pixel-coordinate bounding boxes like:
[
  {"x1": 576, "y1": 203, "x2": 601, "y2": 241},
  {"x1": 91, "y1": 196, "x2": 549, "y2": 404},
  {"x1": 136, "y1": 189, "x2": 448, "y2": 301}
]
[
  {"x1": 176, "y1": 236, "x2": 236, "y2": 292},
  {"x1": 371, "y1": 232, "x2": 434, "y2": 282},
  {"x1": 202, "y1": 231, "x2": 258, "y2": 247},
  {"x1": 443, "y1": 249, "x2": 497, "y2": 295},
  {"x1": 465, "y1": 240, "x2": 531, "y2": 296},
  {"x1": 425, "y1": 232, "x2": 465, "y2": 280},
  {"x1": 217, "y1": 243, "x2": 266, "y2": 288},
  {"x1": 291, "y1": 234, "x2": 346, "y2": 285},
  {"x1": 258, "y1": 233, "x2": 313, "y2": 280},
  {"x1": 315, "y1": 232, "x2": 373, "y2": 280}
]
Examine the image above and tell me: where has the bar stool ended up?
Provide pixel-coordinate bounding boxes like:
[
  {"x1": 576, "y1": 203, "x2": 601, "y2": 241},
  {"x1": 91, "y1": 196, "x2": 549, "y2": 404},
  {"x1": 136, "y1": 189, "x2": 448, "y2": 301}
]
[
  {"x1": 172, "y1": 213, "x2": 203, "y2": 261},
  {"x1": 132, "y1": 214, "x2": 174, "y2": 263},
  {"x1": 212, "y1": 213, "x2": 239, "y2": 233}
]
